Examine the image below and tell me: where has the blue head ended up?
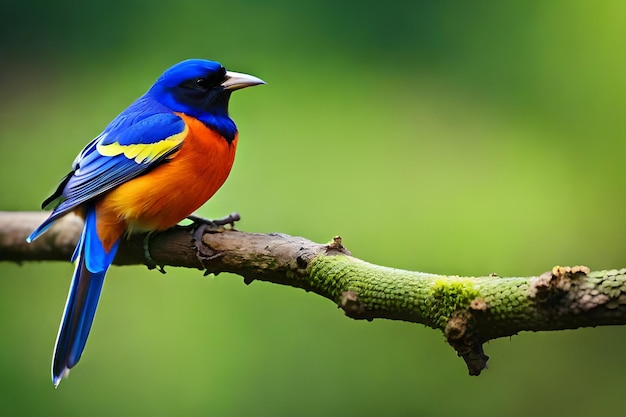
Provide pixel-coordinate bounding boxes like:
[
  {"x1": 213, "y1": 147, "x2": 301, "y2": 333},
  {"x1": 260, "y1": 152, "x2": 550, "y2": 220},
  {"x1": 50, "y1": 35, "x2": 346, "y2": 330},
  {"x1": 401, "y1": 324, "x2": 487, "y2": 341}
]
[{"x1": 147, "y1": 59, "x2": 264, "y2": 141}]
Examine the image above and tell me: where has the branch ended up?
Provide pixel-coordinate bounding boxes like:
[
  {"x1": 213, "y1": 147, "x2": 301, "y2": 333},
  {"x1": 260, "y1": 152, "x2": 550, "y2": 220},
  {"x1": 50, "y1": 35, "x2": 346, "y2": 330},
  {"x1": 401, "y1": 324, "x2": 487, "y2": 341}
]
[{"x1": 2, "y1": 211, "x2": 625, "y2": 375}]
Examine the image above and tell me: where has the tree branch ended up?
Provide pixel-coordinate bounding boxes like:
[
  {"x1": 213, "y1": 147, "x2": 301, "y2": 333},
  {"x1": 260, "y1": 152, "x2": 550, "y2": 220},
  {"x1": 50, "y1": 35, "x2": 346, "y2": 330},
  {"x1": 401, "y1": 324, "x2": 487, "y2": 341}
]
[{"x1": 2, "y1": 211, "x2": 625, "y2": 375}]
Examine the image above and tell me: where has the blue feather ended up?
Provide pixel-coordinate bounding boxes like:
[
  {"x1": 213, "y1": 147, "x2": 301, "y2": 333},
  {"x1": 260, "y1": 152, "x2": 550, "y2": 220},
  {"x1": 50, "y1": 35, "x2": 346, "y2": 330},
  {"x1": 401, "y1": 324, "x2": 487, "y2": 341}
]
[
  {"x1": 27, "y1": 59, "x2": 264, "y2": 386},
  {"x1": 26, "y1": 112, "x2": 187, "y2": 242},
  {"x1": 52, "y1": 206, "x2": 119, "y2": 387},
  {"x1": 100, "y1": 110, "x2": 185, "y2": 146}
]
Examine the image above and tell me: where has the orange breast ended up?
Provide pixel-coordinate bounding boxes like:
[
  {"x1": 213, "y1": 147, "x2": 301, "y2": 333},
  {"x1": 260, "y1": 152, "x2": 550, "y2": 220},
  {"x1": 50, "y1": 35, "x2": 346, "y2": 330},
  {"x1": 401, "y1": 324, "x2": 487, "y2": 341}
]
[{"x1": 95, "y1": 113, "x2": 237, "y2": 249}]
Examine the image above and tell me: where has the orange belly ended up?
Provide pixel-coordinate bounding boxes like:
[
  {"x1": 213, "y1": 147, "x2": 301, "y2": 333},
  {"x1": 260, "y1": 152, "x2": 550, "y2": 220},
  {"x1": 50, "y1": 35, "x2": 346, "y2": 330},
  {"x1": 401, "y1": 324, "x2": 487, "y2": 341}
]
[{"x1": 95, "y1": 113, "x2": 237, "y2": 250}]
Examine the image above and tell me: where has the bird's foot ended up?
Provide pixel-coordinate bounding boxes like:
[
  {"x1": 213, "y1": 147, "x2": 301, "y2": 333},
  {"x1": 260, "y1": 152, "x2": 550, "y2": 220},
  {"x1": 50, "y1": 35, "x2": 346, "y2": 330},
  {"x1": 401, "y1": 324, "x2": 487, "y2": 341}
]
[
  {"x1": 189, "y1": 212, "x2": 241, "y2": 261},
  {"x1": 188, "y1": 212, "x2": 240, "y2": 245},
  {"x1": 187, "y1": 212, "x2": 241, "y2": 229},
  {"x1": 143, "y1": 231, "x2": 166, "y2": 274}
]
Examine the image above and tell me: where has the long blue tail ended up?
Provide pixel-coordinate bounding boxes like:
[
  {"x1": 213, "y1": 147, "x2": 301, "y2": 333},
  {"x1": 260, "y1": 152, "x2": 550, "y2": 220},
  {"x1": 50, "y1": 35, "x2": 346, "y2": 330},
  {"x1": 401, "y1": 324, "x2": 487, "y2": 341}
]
[{"x1": 52, "y1": 207, "x2": 119, "y2": 387}]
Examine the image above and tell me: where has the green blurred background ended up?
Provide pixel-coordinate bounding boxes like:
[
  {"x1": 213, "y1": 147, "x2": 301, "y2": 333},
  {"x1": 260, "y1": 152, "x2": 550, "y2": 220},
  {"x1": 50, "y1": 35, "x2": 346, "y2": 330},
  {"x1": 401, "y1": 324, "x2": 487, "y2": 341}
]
[{"x1": 1, "y1": 0, "x2": 626, "y2": 415}]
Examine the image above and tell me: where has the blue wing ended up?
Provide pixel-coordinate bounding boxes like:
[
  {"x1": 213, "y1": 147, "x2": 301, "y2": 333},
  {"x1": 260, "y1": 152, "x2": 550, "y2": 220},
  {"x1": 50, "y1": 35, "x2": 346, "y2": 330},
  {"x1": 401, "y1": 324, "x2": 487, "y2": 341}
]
[{"x1": 27, "y1": 100, "x2": 188, "y2": 242}]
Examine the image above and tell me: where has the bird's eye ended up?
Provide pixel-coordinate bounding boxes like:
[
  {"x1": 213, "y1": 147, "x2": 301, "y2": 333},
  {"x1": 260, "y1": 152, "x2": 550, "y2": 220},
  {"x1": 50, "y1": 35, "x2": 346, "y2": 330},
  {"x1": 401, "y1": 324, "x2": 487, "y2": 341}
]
[{"x1": 194, "y1": 78, "x2": 210, "y2": 90}]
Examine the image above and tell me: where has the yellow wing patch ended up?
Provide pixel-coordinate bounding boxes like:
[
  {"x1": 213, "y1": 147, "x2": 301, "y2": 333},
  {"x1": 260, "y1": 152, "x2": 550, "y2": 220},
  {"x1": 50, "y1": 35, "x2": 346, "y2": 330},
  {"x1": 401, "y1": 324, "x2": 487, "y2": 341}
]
[{"x1": 96, "y1": 124, "x2": 189, "y2": 164}]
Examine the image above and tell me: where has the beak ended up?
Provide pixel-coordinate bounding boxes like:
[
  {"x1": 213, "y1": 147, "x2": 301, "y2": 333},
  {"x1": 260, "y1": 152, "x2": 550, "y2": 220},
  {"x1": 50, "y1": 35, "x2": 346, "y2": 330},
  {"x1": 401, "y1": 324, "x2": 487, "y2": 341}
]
[{"x1": 222, "y1": 71, "x2": 265, "y2": 91}]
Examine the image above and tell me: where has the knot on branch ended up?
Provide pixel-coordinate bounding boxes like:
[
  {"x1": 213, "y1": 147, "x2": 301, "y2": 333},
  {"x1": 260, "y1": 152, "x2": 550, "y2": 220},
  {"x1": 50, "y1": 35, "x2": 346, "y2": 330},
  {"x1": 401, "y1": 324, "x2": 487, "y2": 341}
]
[
  {"x1": 469, "y1": 297, "x2": 488, "y2": 312},
  {"x1": 339, "y1": 291, "x2": 373, "y2": 321},
  {"x1": 444, "y1": 311, "x2": 489, "y2": 376},
  {"x1": 325, "y1": 236, "x2": 352, "y2": 256},
  {"x1": 530, "y1": 265, "x2": 590, "y2": 304}
]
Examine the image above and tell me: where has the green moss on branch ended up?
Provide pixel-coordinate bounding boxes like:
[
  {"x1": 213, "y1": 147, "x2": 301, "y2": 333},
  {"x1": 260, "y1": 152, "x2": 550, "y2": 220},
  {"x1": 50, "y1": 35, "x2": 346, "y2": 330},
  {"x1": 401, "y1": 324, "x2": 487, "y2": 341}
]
[{"x1": 3, "y1": 211, "x2": 626, "y2": 376}]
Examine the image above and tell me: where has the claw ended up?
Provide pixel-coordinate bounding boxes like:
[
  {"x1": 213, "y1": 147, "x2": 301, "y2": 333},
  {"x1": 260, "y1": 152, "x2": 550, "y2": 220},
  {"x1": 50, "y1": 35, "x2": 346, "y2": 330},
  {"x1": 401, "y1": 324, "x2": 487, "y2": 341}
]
[
  {"x1": 187, "y1": 212, "x2": 241, "y2": 229},
  {"x1": 214, "y1": 212, "x2": 241, "y2": 228},
  {"x1": 189, "y1": 212, "x2": 241, "y2": 247},
  {"x1": 191, "y1": 223, "x2": 214, "y2": 248},
  {"x1": 189, "y1": 212, "x2": 241, "y2": 261}
]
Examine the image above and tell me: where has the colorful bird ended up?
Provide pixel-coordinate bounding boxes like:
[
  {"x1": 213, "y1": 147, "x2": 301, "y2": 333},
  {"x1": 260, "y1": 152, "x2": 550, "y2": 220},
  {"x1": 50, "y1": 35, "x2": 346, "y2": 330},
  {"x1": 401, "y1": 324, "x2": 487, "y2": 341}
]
[{"x1": 26, "y1": 59, "x2": 264, "y2": 387}]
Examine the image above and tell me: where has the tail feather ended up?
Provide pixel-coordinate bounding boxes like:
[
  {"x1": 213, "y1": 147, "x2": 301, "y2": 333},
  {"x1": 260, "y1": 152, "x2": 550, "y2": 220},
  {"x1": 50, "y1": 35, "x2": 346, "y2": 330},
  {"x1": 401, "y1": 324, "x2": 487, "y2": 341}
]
[
  {"x1": 52, "y1": 207, "x2": 119, "y2": 387},
  {"x1": 26, "y1": 219, "x2": 57, "y2": 243}
]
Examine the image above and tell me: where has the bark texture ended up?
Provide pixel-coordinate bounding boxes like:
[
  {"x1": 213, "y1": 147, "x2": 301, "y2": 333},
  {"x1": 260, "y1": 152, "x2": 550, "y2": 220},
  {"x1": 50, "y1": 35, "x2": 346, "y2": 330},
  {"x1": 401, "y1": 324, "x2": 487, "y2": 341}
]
[{"x1": 2, "y1": 211, "x2": 625, "y2": 375}]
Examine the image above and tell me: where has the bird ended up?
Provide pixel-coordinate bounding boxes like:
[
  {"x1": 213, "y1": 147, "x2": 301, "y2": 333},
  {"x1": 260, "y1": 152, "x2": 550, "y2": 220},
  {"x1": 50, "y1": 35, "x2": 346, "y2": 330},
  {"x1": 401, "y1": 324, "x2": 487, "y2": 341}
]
[{"x1": 26, "y1": 59, "x2": 264, "y2": 387}]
